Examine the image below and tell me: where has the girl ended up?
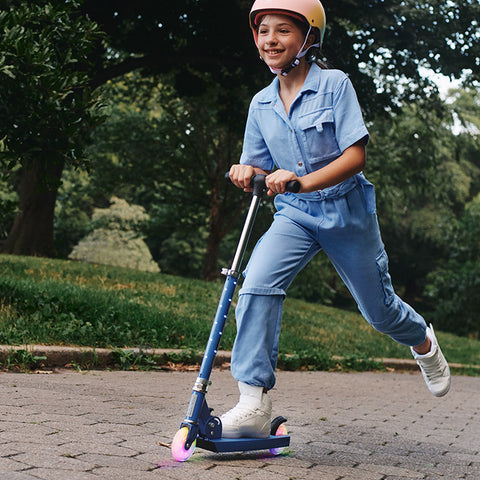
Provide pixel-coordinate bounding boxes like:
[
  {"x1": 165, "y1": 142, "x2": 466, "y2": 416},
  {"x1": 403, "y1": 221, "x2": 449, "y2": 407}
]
[{"x1": 222, "y1": 0, "x2": 450, "y2": 439}]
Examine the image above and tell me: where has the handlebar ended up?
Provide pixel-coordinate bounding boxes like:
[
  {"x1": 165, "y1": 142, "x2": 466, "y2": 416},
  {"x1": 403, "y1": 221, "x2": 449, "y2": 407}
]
[{"x1": 224, "y1": 172, "x2": 301, "y2": 195}]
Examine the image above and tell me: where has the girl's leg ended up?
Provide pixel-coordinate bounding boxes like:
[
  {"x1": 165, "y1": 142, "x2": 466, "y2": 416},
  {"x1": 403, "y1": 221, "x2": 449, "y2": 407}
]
[
  {"x1": 319, "y1": 183, "x2": 450, "y2": 396},
  {"x1": 231, "y1": 212, "x2": 320, "y2": 390},
  {"x1": 322, "y1": 212, "x2": 427, "y2": 346},
  {"x1": 222, "y1": 212, "x2": 319, "y2": 438}
]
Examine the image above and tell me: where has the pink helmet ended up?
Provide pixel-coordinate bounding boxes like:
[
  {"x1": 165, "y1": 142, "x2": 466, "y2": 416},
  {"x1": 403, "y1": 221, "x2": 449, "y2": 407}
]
[{"x1": 249, "y1": 0, "x2": 326, "y2": 46}]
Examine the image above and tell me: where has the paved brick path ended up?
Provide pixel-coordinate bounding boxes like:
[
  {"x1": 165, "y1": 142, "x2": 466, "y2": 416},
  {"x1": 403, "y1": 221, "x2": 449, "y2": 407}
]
[{"x1": 0, "y1": 369, "x2": 478, "y2": 479}]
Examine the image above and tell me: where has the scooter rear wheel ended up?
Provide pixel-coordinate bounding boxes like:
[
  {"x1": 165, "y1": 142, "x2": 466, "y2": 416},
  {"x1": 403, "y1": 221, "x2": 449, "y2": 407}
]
[
  {"x1": 269, "y1": 423, "x2": 288, "y2": 456},
  {"x1": 171, "y1": 427, "x2": 196, "y2": 462}
]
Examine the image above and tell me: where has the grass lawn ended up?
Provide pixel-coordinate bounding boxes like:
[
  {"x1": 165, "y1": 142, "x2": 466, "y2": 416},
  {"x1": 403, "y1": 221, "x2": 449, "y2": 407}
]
[{"x1": 0, "y1": 254, "x2": 478, "y2": 371}]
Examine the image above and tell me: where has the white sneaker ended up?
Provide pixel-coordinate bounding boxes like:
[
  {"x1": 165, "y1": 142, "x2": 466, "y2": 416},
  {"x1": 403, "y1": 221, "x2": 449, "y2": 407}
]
[
  {"x1": 411, "y1": 324, "x2": 451, "y2": 397},
  {"x1": 220, "y1": 382, "x2": 272, "y2": 438}
]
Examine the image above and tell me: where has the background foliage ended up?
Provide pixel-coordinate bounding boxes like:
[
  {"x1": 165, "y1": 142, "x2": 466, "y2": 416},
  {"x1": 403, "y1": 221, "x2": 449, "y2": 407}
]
[
  {"x1": 0, "y1": 0, "x2": 103, "y2": 256},
  {"x1": 0, "y1": 0, "x2": 479, "y2": 338}
]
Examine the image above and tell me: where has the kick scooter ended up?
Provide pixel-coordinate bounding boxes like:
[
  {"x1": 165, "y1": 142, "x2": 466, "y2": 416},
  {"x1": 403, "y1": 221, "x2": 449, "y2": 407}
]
[{"x1": 171, "y1": 173, "x2": 300, "y2": 462}]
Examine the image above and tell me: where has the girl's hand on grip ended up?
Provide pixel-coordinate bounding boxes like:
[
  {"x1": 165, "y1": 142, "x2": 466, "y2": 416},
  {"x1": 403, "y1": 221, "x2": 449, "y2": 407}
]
[
  {"x1": 266, "y1": 170, "x2": 301, "y2": 196},
  {"x1": 229, "y1": 165, "x2": 255, "y2": 192}
]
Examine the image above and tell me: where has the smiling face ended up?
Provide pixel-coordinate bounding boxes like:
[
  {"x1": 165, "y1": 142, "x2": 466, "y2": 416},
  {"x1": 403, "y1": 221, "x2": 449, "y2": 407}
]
[{"x1": 256, "y1": 14, "x2": 309, "y2": 72}]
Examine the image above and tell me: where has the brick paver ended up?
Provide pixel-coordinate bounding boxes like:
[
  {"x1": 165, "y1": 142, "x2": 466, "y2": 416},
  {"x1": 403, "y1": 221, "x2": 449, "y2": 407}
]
[{"x1": 0, "y1": 369, "x2": 478, "y2": 479}]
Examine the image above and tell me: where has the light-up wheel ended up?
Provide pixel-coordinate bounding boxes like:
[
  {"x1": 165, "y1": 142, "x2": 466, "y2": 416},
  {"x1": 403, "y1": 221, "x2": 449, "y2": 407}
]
[
  {"x1": 171, "y1": 427, "x2": 196, "y2": 462},
  {"x1": 269, "y1": 423, "x2": 288, "y2": 456}
]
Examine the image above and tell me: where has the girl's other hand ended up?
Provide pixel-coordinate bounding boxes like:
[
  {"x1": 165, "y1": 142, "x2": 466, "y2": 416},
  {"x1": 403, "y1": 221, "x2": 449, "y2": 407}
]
[{"x1": 266, "y1": 169, "x2": 300, "y2": 196}]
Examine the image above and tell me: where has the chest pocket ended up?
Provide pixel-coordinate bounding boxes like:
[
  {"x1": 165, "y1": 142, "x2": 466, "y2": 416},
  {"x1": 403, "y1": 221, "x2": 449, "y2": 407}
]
[{"x1": 297, "y1": 108, "x2": 341, "y2": 169}]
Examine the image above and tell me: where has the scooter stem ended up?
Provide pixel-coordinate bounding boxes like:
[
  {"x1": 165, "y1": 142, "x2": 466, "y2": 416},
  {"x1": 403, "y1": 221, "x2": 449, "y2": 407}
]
[{"x1": 230, "y1": 178, "x2": 265, "y2": 274}]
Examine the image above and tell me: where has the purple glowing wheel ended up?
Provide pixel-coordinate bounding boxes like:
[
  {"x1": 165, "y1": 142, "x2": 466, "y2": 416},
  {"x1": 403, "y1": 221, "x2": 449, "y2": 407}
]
[
  {"x1": 171, "y1": 427, "x2": 196, "y2": 462},
  {"x1": 269, "y1": 423, "x2": 288, "y2": 455}
]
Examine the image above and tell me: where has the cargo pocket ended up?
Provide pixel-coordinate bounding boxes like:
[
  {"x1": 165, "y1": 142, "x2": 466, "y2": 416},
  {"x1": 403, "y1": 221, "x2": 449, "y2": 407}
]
[
  {"x1": 376, "y1": 250, "x2": 395, "y2": 306},
  {"x1": 361, "y1": 181, "x2": 377, "y2": 214}
]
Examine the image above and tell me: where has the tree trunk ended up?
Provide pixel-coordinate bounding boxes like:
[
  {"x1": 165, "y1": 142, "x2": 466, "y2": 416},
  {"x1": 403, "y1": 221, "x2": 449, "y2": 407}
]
[
  {"x1": 1, "y1": 157, "x2": 65, "y2": 257},
  {"x1": 202, "y1": 177, "x2": 250, "y2": 281},
  {"x1": 202, "y1": 184, "x2": 223, "y2": 281}
]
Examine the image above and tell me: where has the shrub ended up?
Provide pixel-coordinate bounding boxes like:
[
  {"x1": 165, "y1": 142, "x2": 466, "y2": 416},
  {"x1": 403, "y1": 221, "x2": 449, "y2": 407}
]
[{"x1": 69, "y1": 197, "x2": 160, "y2": 273}]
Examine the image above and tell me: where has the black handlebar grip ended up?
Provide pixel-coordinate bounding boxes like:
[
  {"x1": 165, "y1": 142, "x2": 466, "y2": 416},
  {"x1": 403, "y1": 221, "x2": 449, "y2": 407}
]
[
  {"x1": 225, "y1": 172, "x2": 301, "y2": 194},
  {"x1": 285, "y1": 179, "x2": 301, "y2": 193}
]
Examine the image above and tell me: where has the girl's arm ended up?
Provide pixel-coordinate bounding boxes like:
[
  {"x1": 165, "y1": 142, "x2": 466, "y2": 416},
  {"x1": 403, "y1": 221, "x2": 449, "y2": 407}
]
[{"x1": 265, "y1": 139, "x2": 367, "y2": 195}]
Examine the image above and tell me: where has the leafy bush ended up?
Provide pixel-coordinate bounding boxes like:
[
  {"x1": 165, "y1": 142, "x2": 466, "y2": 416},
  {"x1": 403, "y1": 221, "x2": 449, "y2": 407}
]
[
  {"x1": 0, "y1": 349, "x2": 46, "y2": 371},
  {"x1": 69, "y1": 197, "x2": 160, "y2": 273}
]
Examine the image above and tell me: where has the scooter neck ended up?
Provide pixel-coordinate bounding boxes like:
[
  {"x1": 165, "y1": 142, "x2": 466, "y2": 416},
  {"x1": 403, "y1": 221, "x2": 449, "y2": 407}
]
[{"x1": 230, "y1": 191, "x2": 263, "y2": 274}]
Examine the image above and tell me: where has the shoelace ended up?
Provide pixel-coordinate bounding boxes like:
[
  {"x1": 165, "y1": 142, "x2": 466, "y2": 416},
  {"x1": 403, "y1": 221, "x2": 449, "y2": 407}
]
[
  {"x1": 223, "y1": 405, "x2": 261, "y2": 419},
  {"x1": 419, "y1": 349, "x2": 446, "y2": 381}
]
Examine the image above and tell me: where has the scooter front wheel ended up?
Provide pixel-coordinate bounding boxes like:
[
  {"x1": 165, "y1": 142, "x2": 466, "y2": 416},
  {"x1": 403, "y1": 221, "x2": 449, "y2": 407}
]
[
  {"x1": 269, "y1": 423, "x2": 288, "y2": 456},
  {"x1": 171, "y1": 427, "x2": 196, "y2": 462}
]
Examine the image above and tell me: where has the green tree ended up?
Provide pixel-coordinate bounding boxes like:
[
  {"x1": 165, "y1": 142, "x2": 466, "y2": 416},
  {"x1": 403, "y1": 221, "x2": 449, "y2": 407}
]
[
  {"x1": 365, "y1": 87, "x2": 480, "y2": 305},
  {"x1": 448, "y1": 87, "x2": 480, "y2": 198},
  {"x1": 81, "y1": 76, "x2": 251, "y2": 280},
  {"x1": 366, "y1": 98, "x2": 448, "y2": 302},
  {"x1": 422, "y1": 88, "x2": 480, "y2": 336},
  {"x1": 0, "y1": 1, "x2": 102, "y2": 256},
  {"x1": 425, "y1": 194, "x2": 480, "y2": 337},
  {"x1": 83, "y1": 0, "x2": 480, "y2": 115}
]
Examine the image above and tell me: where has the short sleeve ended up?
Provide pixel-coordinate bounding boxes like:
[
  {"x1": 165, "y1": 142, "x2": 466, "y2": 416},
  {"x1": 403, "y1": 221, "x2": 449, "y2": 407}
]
[
  {"x1": 239, "y1": 101, "x2": 275, "y2": 171},
  {"x1": 332, "y1": 77, "x2": 369, "y2": 152}
]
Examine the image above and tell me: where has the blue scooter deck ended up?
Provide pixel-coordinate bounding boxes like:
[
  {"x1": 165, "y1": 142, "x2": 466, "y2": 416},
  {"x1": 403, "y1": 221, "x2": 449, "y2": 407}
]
[{"x1": 196, "y1": 434, "x2": 290, "y2": 453}]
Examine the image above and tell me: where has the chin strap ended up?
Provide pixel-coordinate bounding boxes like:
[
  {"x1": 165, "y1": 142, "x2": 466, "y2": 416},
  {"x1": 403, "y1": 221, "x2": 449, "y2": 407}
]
[{"x1": 266, "y1": 26, "x2": 320, "y2": 76}]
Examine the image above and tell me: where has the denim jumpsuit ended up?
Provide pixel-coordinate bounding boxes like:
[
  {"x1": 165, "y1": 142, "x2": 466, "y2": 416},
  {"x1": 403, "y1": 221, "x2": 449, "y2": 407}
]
[{"x1": 231, "y1": 63, "x2": 428, "y2": 390}]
